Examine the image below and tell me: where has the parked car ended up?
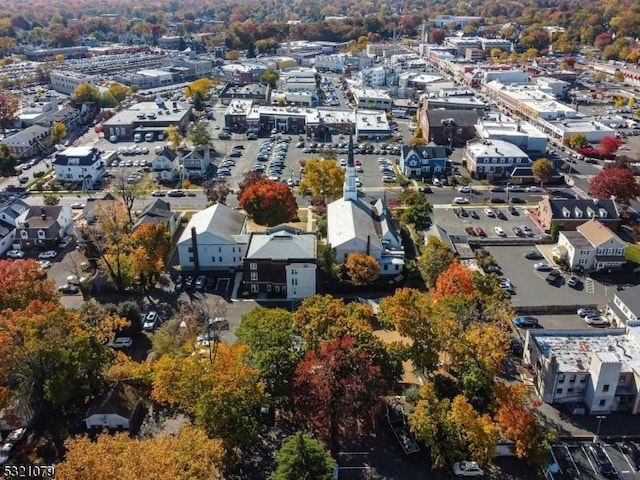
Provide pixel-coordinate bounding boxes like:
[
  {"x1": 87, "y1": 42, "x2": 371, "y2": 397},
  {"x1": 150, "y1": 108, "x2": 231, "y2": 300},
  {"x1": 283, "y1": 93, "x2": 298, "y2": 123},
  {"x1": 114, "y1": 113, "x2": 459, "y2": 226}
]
[
  {"x1": 534, "y1": 262, "x2": 553, "y2": 271},
  {"x1": 185, "y1": 275, "x2": 194, "y2": 289},
  {"x1": 513, "y1": 316, "x2": 539, "y2": 328},
  {"x1": 195, "y1": 274, "x2": 207, "y2": 291},
  {"x1": 621, "y1": 442, "x2": 640, "y2": 469},
  {"x1": 483, "y1": 208, "x2": 495, "y2": 217},
  {"x1": 457, "y1": 207, "x2": 469, "y2": 217},
  {"x1": 6, "y1": 249, "x2": 25, "y2": 259},
  {"x1": 453, "y1": 461, "x2": 484, "y2": 477},
  {"x1": 490, "y1": 197, "x2": 505, "y2": 204},
  {"x1": 508, "y1": 205, "x2": 518, "y2": 215},
  {"x1": 588, "y1": 443, "x2": 617, "y2": 477},
  {"x1": 510, "y1": 338, "x2": 524, "y2": 355},
  {"x1": 496, "y1": 210, "x2": 507, "y2": 220},
  {"x1": 167, "y1": 189, "x2": 185, "y2": 197},
  {"x1": 107, "y1": 337, "x2": 133, "y2": 349},
  {"x1": 525, "y1": 185, "x2": 541, "y2": 192},
  {"x1": 585, "y1": 315, "x2": 609, "y2": 327},
  {"x1": 174, "y1": 275, "x2": 184, "y2": 291},
  {"x1": 525, "y1": 250, "x2": 544, "y2": 260},
  {"x1": 489, "y1": 186, "x2": 505, "y2": 192},
  {"x1": 510, "y1": 197, "x2": 525, "y2": 204},
  {"x1": 58, "y1": 283, "x2": 80, "y2": 294},
  {"x1": 578, "y1": 307, "x2": 600, "y2": 317},
  {"x1": 494, "y1": 226, "x2": 506, "y2": 237},
  {"x1": 453, "y1": 197, "x2": 469, "y2": 204},
  {"x1": 546, "y1": 270, "x2": 563, "y2": 285},
  {"x1": 474, "y1": 227, "x2": 486, "y2": 237},
  {"x1": 143, "y1": 311, "x2": 160, "y2": 331},
  {"x1": 512, "y1": 226, "x2": 524, "y2": 236},
  {"x1": 151, "y1": 190, "x2": 166, "y2": 197},
  {"x1": 567, "y1": 276, "x2": 581, "y2": 288},
  {"x1": 208, "y1": 317, "x2": 230, "y2": 330},
  {"x1": 70, "y1": 202, "x2": 85, "y2": 209},
  {"x1": 520, "y1": 225, "x2": 533, "y2": 236},
  {"x1": 469, "y1": 210, "x2": 479, "y2": 219},
  {"x1": 38, "y1": 250, "x2": 57, "y2": 259},
  {"x1": 458, "y1": 186, "x2": 471, "y2": 193}
]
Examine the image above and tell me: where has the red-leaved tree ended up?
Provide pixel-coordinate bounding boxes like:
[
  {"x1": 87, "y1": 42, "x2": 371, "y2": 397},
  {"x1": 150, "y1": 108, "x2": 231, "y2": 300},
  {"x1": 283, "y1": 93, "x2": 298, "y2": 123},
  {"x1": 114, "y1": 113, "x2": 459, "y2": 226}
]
[
  {"x1": 239, "y1": 179, "x2": 298, "y2": 226},
  {"x1": 598, "y1": 136, "x2": 622, "y2": 156},
  {"x1": 293, "y1": 336, "x2": 388, "y2": 453},
  {"x1": 589, "y1": 167, "x2": 640, "y2": 210}
]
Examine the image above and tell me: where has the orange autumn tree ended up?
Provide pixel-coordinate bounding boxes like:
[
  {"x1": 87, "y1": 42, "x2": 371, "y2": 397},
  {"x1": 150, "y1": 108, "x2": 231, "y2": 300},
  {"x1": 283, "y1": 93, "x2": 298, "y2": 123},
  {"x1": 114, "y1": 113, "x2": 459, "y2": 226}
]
[
  {"x1": 130, "y1": 222, "x2": 172, "y2": 292},
  {"x1": 345, "y1": 252, "x2": 380, "y2": 285},
  {"x1": 494, "y1": 382, "x2": 557, "y2": 469},
  {"x1": 57, "y1": 426, "x2": 225, "y2": 480},
  {"x1": 431, "y1": 261, "x2": 476, "y2": 303},
  {"x1": 0, "y1": 259, "x2": 58, "y2": 310},
  {"x1": 239, "y1": 179, "x2": 298, "y2": 226}
]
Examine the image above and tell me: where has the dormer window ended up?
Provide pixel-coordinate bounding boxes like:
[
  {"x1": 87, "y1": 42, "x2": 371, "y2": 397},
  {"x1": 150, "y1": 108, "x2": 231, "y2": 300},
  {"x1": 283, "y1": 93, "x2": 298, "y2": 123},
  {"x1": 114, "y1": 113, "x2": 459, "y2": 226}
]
[
  {"x1": 599, "y1": 208, "x2": 608, "y2": 218},
  {"x1": 587, "y1": 207, "x2": 596, "y2": 217},
  {"x1": 574, "y1": 207, "x2": 582, "y2": 218},
  {"x1": 562, "y1": 207, "x2": 570, "y2": 218}
]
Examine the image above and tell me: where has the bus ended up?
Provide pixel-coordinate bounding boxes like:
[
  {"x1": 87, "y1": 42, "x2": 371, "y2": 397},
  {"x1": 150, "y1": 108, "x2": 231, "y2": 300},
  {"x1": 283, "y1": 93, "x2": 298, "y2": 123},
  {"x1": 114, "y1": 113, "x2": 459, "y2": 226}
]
[{"x1": 391, "y1": 108, "x2": 408, "y2": 118}]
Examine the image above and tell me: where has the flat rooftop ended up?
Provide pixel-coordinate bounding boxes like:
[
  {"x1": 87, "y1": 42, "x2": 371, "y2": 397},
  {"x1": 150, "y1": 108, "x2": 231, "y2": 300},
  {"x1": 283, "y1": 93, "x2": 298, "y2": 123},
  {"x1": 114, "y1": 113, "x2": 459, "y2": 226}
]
[{"x1": 530, "y1": 327, "x2": 640, "y2": 373}]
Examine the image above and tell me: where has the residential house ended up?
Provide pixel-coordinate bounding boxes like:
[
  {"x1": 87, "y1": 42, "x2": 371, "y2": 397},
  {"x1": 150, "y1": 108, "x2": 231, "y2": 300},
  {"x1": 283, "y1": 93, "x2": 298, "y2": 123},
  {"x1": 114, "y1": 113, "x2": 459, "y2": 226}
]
[
  {"x1": 84, "y1": 382, "x2": 143, "y2": 431},
  {"x1": 2, "y1": 125, "x2": 51, "y2": 159},
  {"x1": 464, "y1": 139, "x2": 530, "y2": 180},
  {"x1": 327, "y1": 137, "x2": 404, "y2": 275},
  {"x1": 177, "y1": 203, "x2": 248, "y2": 271},
  {"x1": 53, "y1": 146, "x2": 106, "y2": 189},
  {"x1": 181, "y1": 147, "x2": 213, "y2": 181},
  {"x1": 150, "y1": 146, "x2": 179, "y2": 182},
  {"x1": 243, "y1": 226, "x2": 317, "y2": 299},
  {"x1": 556, "y1": 219, "x2": 627, "y2": 272},
  {"x1": 523, "y1": 327, "x2": 640, "y2": 414},
  {"x1": 13, "y1": 205, "x2": 74, "y2": 250},
  {"x1": 536, "y1": 197, "x2": 620, "y2": 233},
  {"x1": 82, "y1": 193, "x2": 117, "y2": 226},
  {"x1": 0, "y1": 199, "x2": 29, "y2": 256},
  {"x1": 398, "y1": 143, "x2": 447, "y2": 179},
  {"x1": 606, "y1": 285, "x2": 640, "y2": 327},
  {"x1": 133, "y1": 199, "x2": 180, "y2": 237}
]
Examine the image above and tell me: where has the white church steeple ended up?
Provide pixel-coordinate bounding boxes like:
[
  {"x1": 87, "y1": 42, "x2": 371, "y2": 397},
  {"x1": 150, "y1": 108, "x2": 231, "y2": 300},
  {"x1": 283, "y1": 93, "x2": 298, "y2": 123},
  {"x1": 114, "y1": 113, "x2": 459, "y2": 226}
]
[{"x1": 343, "y1": 134, "x2": 358, "y2": 201}]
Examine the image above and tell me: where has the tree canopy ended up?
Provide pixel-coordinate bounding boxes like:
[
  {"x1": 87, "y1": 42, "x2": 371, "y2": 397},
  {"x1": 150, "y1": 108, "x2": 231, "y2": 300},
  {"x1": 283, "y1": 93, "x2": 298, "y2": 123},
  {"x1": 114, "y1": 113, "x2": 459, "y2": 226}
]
[
  {"x1": 269, "y1": 432, "x2": 336, "y2": 480},
  {"x1": 239, "y1": 179, "x2": 298, "y2": 226},
  {"x1": 531, "y1": 158, "x2": 554, "y2": 188},
  {"x1": 589, "y1": 167, "x2": 640, "y2": 209},
  {"x1": 298, "y1": 158, "x2": 345, "y2": 203}
]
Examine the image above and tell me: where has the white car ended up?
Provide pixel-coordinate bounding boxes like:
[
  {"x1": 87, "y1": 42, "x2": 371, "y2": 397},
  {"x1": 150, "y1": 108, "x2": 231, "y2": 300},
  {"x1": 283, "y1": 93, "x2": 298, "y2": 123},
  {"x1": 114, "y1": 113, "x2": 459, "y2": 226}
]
[
  {"x1": 458, "y1": 186, "x2": 471, "y2": 193},
  {"x1": 534, "y1": 262, "x2": 553, "y2": 271},
  {"x1": 38, "y1": 250, "x2": 57, "y2": 259},
  {"x1": 585, "y1": 315, "x2": 609, "y2": 327},
  {"x1": 453, "y1": 197, "x2": 469, "y2": 204},
  {"x1": 526, "y1": 185, "x2": 541, "y2": 192},
  {"x1": 453, "y1": 461, "x2": 485, "y2": 477},
  {"x1": 483, "y1": 208, "x2": 495, "y2": 217},
  {"x1": 494, "y1": 226, "x2": 506, "y2": 237},
  {"x1": 38, "y1": 260, "x2": 52, "y2": 269},
  {"x1": 143, "y1": 311, "x2": 160, "y2": 331},
  {"x1": 6, "y1": 249, "x2": 25, "y2": 259}
]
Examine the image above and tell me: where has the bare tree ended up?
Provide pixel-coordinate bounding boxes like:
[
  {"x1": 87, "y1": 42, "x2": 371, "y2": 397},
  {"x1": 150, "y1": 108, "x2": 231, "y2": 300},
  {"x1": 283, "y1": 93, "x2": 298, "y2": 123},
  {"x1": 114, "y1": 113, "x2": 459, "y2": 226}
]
[{"x1": 109, "y1": 171, "x2": 153, "y2": 224}]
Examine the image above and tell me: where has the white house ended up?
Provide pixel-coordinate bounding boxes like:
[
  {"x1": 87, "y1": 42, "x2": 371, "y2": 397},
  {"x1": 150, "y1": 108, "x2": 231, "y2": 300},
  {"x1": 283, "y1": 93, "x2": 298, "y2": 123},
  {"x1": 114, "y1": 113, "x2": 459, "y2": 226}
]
[
  {"x1": 13, "y1": 205, "x2": 74, "y2": 250},
  {"x1": 327, "y1": 137, "x2": 404, "y2": 275},
  {"x1": 177, "y1": 203, "x2": 248, "y2": 271},
  {"x1": 606, "y1": 286, "x2": 640, "y2": 327},
  {"x1": 2, "y1": 125, "x2": 50, "y2": 159},
  {"x1": 181, "y1": 147, "x2": 213, "y2": 180},
  {"x1": 464, "y1": 139, "x2": 530, "y2": 180},
  {"x1": 0, "y1": 199, "x2": 29, "y2": 256},
  {"x1": 243, "y1": 226, "x2": 317, "y2": 299},
  {"x1": 556, "y1": 219, "x2": 626, "y2": 272},
  {"x1": 53, "y1": 146, "x2": 105, "y2": 189},
  {"x1": 84, "y1": 382, "x2": 143, "y2": 431},
  {"x1": 150, "y1": 146, "x2": 178, "y2": 182}
]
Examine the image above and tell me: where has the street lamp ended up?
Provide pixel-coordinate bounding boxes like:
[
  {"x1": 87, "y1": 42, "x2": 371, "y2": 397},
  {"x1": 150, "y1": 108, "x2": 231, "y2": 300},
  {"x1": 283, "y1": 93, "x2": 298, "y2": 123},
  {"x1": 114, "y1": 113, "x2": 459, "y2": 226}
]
[
  {"x1": 506, "y1": 181, "x2": 511, "y2": 203},
  {"x1": 594, "y1": 415, "x2": 607, "y2": 442}
]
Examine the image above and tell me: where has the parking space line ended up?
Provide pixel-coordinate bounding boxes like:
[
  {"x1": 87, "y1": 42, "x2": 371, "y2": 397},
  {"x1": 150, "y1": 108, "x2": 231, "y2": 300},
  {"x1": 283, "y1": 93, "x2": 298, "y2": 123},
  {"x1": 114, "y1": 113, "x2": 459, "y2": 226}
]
[
  {"x1": 580, "y1": 444, "x2": 599, "y2": 475},
  {"x1": 563, "y1": 445, "x2": 580, "y2": 476},
  {"x1": 615, "y1": 443, "x2": 636, "y2": 473}
]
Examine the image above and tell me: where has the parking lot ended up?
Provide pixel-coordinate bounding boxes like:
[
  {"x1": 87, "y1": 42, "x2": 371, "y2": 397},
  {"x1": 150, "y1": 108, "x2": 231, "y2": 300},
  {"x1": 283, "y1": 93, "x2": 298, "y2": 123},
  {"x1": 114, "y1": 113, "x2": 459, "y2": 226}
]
[{"x1": 551, "y1": 441, "x2": 640, "y2": 480}]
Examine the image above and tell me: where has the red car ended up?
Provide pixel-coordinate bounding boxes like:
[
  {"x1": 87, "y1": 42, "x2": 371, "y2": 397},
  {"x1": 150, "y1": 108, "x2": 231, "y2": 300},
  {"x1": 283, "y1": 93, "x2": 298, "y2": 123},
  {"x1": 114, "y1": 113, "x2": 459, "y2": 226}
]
[{"x1": 475, "y1": 227, "x2": 486, "y2": 237}]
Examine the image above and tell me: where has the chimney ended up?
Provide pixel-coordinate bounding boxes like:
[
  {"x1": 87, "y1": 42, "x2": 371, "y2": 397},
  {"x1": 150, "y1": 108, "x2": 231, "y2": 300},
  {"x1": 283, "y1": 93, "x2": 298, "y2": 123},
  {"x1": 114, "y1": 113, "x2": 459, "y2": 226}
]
[
  {"x1": 366, "y1": 235, "x2": 370, "y2": 256},
  {"x1": 40, "y1": 207, "x2": 46, "y2": 220},
  {"x1": 191, "y1": 227, "x2": 200, "y2": 272}
]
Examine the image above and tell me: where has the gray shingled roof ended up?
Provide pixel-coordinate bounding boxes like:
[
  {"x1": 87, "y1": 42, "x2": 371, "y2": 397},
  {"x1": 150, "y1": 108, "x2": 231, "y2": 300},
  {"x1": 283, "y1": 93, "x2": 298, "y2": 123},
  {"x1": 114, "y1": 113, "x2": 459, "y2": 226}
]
[
  {"x1": 426, "y1": 109, "x2": 479, "y2": 127},
  {"x1": 616, "y1": 286, "x2": 640, "y2": 317},
  {"x1": 246, "y1": 226, "x2": 316, "y2": 260},
  {"x1": 547, "y1": 198, "x2": 619, "y2": 221},
  {"x1": 178, "y1": 203, "x2": 246, "y2": 244}
]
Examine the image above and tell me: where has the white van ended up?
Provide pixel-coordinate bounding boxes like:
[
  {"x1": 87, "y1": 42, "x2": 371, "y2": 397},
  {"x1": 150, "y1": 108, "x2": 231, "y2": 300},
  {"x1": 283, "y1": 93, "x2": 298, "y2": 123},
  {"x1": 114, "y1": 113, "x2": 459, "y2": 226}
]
[{"x1": 145, "y1": 132, "x2": 154, "y2": 142}]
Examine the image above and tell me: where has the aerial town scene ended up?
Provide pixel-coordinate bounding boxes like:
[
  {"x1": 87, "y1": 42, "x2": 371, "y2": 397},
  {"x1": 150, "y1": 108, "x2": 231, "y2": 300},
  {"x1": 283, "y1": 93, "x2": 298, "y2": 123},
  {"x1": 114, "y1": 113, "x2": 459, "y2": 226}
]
[{"x1": 2, "y1": 0, "x2": 640, "y2": 478}]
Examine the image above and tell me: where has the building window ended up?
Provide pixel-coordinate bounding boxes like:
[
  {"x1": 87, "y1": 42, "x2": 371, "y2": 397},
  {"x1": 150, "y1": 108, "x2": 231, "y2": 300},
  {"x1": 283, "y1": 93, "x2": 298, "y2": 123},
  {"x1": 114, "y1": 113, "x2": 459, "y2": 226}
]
[
  {"x1": 569, "y1": 375, "x2": 576, "y2": 383},
  {"x1": 580, "y1": 377, "x2": 586, "y2": 383},
  {"x1": 218, "y1": 247, "x2": 221, "y2": 253},
  {"x1": 189, "y1": 256, "x2": 194, "y2": 262},
  {"x1": 188, "y1": 247, "x2": 193, "y2": 253},
  {"x1": 558, "y1": 375, "x2": 565, "y2": 383},
  {"x1": 266, "y1": 284, "x2": 271, "y2": 292},
  {"x1": 250, "y1": 284, "x2": 258, "y2": 293},
  {"x1": 603, "y1": 384, "x2": 609, "y2": 392},
  {"x1": 250, "y1": 262, "x2": 257, "y2": 270},
  {"x1": 599, "y1": 399, "x2": 606, "y2": 407},
  {"x1": 568, "y1": 388, "x2": 574, "y2": 394},
  {"x1": 275, "y1": 285, "x2": 280, "y2": 293},
  {"x1": 384, "y1": 264, "x2": 388, "y2": 271},
  {"x1": 556, "y1": 388, "x2": 563, "y2": 394},
  {"x1": 219, "y1": 257, "x2": 222, "y2": 262},
  {"x1": 250, "y1": 272, "x2": 258, "y2": 281}
]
